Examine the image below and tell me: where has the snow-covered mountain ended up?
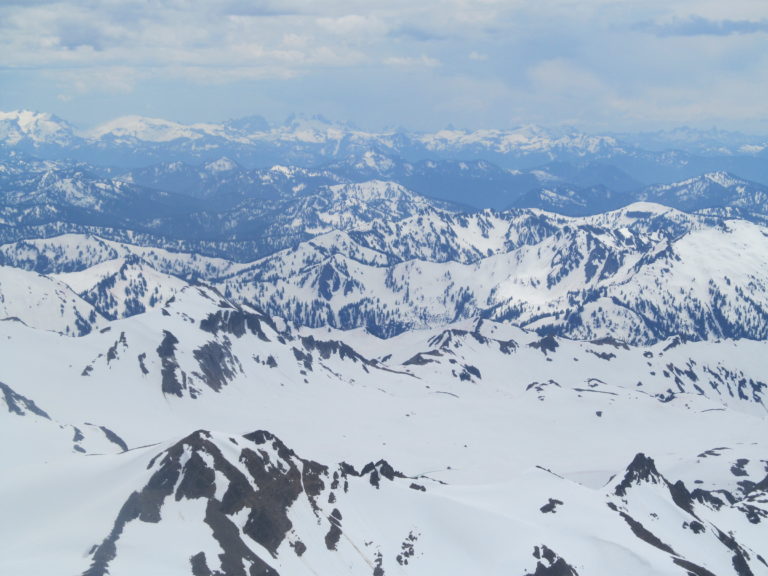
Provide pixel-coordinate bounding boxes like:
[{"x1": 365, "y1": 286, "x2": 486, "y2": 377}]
[
  {"x1": 416, "y1": 124, "x2": 624, "y2": 159},
  {"x1": 53, "y1": 254, "x2": 191, "y2": 320},
  {"x1": 0, "y1": 110, "x2": 77, "y2": 147},
  {"x1": 513, "y1": 183, "x2": 630, "y2": 215},
  {"x1": 219, "y1": 203, "x2": 768, "y2": 342},
  {"x1": 0, "y1": 265, "x2": 102, "y2": 335},
  {"x1": 2, "y1": 111, "x2": 768, "y2": 576},
  {"x1": 3, "y1": 197, "x2": 768, "y2": 344},
  {"x1": 1, "y1": 277, "x2": 766, "y2": 575},
  {"x1": 617, "y1": 126, "x2": 768, "y2": 156},
  {"x1": 4, "y1": 110, "x2": 768, "y2": 184},
  {"x1": 86, "y1": 115, "x2": 233, "y2": 144},
  {"x1": 640, "y1": 171, "x2": 768, "y2": 216}
]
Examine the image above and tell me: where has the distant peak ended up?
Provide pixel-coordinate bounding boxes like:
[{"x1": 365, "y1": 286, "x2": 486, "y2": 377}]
[
  {"x1": 226, "y1": 114, "x2": 270, "y2": 133},
  {"x1": 0, "y1": 109, "x2": 76, "y2": 145},
  {"x1": 87, "y1": 115, "x2": 224, "y2": 142},
  {"x1": 702, "y1": 171, "x2": 742, "y2": 186},
  {"x1": 205, "y1": 157, "x2": 238, "y2": 173}
]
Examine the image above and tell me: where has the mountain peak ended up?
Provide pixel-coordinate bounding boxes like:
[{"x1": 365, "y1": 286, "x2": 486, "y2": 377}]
[
  {"x1": 0, "y1": 109, "x2": 76, "y2": 146},
  {"x1": 614, "y1": 453, "x2": 663, "y2": 496},
  {"x1": 702, "y1": 171, "x2": 744, "y2": 187},
  {"x1": 87, "y1": 115, "x2": 225, "y2": 143},
  {"x1": 204, "y1": 156, "x2": 239, "y2": 173}
]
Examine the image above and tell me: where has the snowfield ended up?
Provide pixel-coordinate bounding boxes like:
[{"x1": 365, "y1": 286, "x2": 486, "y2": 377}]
[{"x1": 1, "y1": 276, "x2": 767, "y2": 575}]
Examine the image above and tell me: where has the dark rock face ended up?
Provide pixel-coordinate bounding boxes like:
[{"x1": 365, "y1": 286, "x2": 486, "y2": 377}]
[
  {"x1": 668, "y1": 479, "x2": 695, "y2": 516},
  {"x1": 156, "y1": 330, "x2": 185, "y2": 397},
  {"x1": 324, "y1": 509, "x2": 343, "y2": 550},
  {"x1": 291, "y1": 540, "x2": 306, "y2": 557},
  {"x1": 672, "y1": 557, "x2": 719, "y2": 576},
  {"x1": 192, "y1": 339, "x2": 241, "y2": 392},
  {"x1": 526, "y1": 545, "x2": 579, "y2": 576},
  {"x1": 614, "y1": 453, "x2": 663, "y2": 497},
  {"x1": 403, "y1": 351, "x2": 442, "y2": 366},
  {"x1": 98, "y1": 425, "x2": 128, "y2": 452},
  {"x1": 609, "y1": 452, "x2": 767, "y2": 576},
  {"x1": 616, "y1": 510, "x2": 677, "y2": 555},
  {"x1": 204, "y1": 498, "x2": 279, "y2": 576},
  {"x1": 137, "y1": 352, "x2": 149, "y2": 375},
  {"x1": 528, "y1": 334, "x2": 560, "y2": 355},
  {"x1": 84, "y1": 430, "x2": 290, "y2": 576},
  {"x1": 540, "y1": 498, "x2": 564, "y2": 514},
  {"x1": 714, "y1": 528, "x2": 757, "y2": 576},
  {"x1": 82, "y1": 429, "x2": 424, "y2": 576},
  {"x1": 106, "y1": 332, "x2": 127, "y2": 363},
  {"x1": 0, "y1": 381, "x2": 50, "y2": 419},
  {"x1": 291, "y1": 347, "x2": 314, "y2": 371},
  {"x1": 300, "y1": 335, "x2": 371, "y2": 365},
  {"x1": 360, "y1": 460, "x2": 405, "y2": 489},
  {"x1": 731, "y1": 459, "x2": 750, "y2": 477},
  {"x1": 396, "y1": 531, "x2": 419, "y2": 566},
  {"x1": 200, "y1": 309, "x2": 274, "y2": 341},
  {"x1": 190, "y1": 551, "x2": 212, "y2": 576},
  {"x1": 590, "y1": 336, "x2": 630, "y2": 350},
  {"x1": 526, "y1": 380, "x2": 561, "y2": 396}
]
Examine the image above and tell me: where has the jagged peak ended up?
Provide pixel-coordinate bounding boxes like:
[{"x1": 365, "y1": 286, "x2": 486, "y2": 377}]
[{"x1": 614, "y1": 453, "x2": 663, "y2": 496}]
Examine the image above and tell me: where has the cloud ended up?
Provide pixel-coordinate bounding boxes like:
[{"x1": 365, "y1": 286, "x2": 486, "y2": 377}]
[
  {"x1": 388, "y1": 25, "x2": 448, "y2": 42},
  {"x1": 55, "y1": 22, "x2": 111, "y2": 51},
  {"x1": 528, "y1": 59, "x2": 605, "y2": 94},
  {"x1": 45, "y1": 66, "x2": 145, "y2": 105},
  {"x1": 219, "y1": 0, "x2": 299, "y2": 17},
  {"x1": 2, "y1": 0, "x2": 768, "y2": 133},
  {"x1": 317, "y1": 14, "x2": 387, "y2": 37},
  {"x1": 383, "y1": 55, "x2": 441, "y2": 68},
  {"x1": 643, "y1": 16, "x2": 768, "y2": 37}
]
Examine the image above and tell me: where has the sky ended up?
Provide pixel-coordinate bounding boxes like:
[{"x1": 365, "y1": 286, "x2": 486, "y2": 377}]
[{"x1": 1, "y1": 0, "x2": 768, "y2": 133}]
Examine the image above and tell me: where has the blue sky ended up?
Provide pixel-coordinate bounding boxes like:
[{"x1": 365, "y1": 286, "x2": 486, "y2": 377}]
[{"x1": 1, "y1": 0, "x2": 767, "y2": 132}]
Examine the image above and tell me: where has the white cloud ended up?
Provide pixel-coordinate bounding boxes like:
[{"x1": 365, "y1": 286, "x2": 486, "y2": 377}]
[
  {"x1": 1, "y1": 0, "x2": 767, "y2": 131},
  {"x1": 49, "y1": 66, "x2": 145, "y2": 97},
  {"x1": 383, "y1": 54, "x2": 441, "y2": 67},
  {"x1": 528, "y1": 59, "x2": 605, "y2": 94},
  {"x1": 316, "y1": 14, "x2": 388, "y2": 37}
]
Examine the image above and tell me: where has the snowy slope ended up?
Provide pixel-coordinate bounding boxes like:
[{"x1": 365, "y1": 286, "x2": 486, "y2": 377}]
[
  {"x1": 0, "y1": 265, "x2": 102, "y2": 335},
  {"x1": 53, "y1": 255, "x2": 191, "y2": 320},
  {"x1": 0, "y1": 285, "x2": 766, "y2": 575},
  {"x1": 0, "y1": 233, "x2": 249, "y2": 279}
]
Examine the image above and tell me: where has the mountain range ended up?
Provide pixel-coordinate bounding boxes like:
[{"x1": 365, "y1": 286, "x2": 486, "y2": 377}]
[
  {"x1": 1, "y1": 109, "x2": 767, "y2": 576},
  {"x1": 3, "y1": 109, "x2": 768, "y2": 182}
]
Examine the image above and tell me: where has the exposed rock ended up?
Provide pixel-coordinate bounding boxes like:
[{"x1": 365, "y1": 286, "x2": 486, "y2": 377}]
[
  {"x1": 526, "y1": 545, "x2": 579, "y2": 576},
  {"x1": 0, "y1": 381, "x2": 50, "y2": 419}
]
